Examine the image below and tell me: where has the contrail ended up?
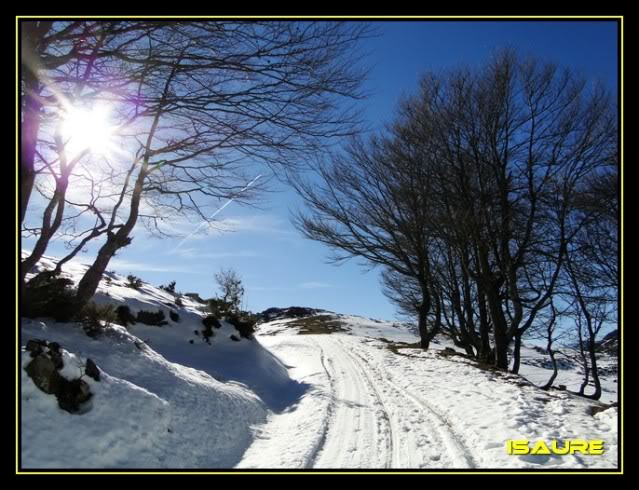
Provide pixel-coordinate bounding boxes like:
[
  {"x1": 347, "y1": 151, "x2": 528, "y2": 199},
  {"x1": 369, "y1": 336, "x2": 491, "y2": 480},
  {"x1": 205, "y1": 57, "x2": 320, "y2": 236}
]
[{"x1": 171, "y1": 174, "x2": 262, "y2": 252}]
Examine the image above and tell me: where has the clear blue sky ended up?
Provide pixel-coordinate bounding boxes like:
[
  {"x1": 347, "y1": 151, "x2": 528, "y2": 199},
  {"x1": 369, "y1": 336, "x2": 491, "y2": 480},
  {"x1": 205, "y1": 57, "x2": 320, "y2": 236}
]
[{"x1": 26, "y1": 20, "x2": 618, "y2": 320}]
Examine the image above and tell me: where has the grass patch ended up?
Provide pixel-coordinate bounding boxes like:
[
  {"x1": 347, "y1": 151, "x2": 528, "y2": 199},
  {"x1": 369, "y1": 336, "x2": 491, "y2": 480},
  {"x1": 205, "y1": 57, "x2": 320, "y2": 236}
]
[
  {"x1": 288, "y1": 315, "x2": 348, "y2": 335},
  {"x1": 385, "y1": 340, "x2": 422, "y2": 355}
]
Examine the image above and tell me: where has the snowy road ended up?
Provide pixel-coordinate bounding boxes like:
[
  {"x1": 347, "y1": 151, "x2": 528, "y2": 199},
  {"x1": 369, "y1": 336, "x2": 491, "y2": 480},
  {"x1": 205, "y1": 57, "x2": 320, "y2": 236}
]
[
  {"x1": 239, "y1": 332, "x2": 618, "y2": 470},
  {"x1": 312, "y1": 336, "x2": 476, "y2": 469},
  {"x1": 239, "y1": 334, "x2": 479, "y2": 469}
]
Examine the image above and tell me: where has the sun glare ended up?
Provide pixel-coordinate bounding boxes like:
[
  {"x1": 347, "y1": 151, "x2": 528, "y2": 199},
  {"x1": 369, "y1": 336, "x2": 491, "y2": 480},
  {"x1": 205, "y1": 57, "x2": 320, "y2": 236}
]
[{"x1": 61, "y1": 104, "x2": 115, "y2": 157}]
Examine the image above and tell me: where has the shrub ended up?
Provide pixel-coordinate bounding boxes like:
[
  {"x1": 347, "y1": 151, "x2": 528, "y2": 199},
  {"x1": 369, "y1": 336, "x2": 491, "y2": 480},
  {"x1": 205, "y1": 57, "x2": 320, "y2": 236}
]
[
  {"x1": 206, "y1": 298, "x2": 233, "y2": 318},
  {"x1": 115, "y1": 305, "x2": 137, "y2": 327},
  {"x1": 75, "y1": 302, "x2": 117, "y2": 338},
  {"x1": 202, "y1": 315, "x2": 222, "y2": 330},
  {"x1": 175, "y1": 297, "x2": 184, "y2": 307},
  {"x1": 126, "y1": 274, "x2": 143, "y2": 289},
  {"x1": 201, "y1": 315, "x2": 221, "y2": 343},
  {"x1": 169, "y1": 310, "x2": 180, "y2": 323},
  {"x1": 226, "y1": 312, "x2": 258, "y2": 339},
  {"x1": 136, "y1": 309, "x2": 168, "y2": 326},
  {"x1": 160, "y1": 281, "x2": 177, "y2": 294},
  {"x1": 23, "y1": 273, "x2": 78, "y2": 321},
  {"x1": 214, "y1": 268, "x2": 244, "y2": 313}
]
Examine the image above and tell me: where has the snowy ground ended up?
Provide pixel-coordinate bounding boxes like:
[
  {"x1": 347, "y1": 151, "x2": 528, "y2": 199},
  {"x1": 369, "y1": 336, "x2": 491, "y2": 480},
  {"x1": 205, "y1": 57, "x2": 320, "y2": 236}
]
[
  {"x1": 242, "y1": 318, "x2": 618, "y2": 469},
  {"x1": 20, "y1": 255, "x2": 619, "y2": 470}
]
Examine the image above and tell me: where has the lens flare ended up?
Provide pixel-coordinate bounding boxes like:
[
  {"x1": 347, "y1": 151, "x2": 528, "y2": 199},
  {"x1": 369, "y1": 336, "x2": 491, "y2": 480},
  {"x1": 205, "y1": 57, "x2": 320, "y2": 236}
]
[{"x1": 61, "y1": 104, "x2": 114, "y2": 157}]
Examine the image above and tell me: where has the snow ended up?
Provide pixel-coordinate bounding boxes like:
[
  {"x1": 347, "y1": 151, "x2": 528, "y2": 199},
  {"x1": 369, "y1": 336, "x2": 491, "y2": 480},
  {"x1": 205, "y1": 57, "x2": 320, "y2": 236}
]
[
  {"x1": 242, "y1": 333, "x2": 618, "y2": 469},
  {"x1": 21, "y1": 255, "x2": 619, "y2": 469},
  {"x1": 21, "y1": 319, "x2": 267, "y2": 468}
]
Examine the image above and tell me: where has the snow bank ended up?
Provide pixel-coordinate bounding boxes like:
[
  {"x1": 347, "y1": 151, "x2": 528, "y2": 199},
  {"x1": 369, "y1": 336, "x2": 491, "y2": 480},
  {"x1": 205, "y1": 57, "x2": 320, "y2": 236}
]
[
  {"x1": 21, "y1": 319, "x2": 268, "y2": 468},
  {"x1": 21, "y1": 255, "x2": 306, "y2": 468}
]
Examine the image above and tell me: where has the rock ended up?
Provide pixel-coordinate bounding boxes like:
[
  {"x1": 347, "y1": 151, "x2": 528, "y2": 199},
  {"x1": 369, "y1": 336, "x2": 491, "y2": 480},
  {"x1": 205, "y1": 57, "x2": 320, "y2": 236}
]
[
  {"x1": 230, "y1": 335, "x2": 240, "y2": 342},
  {"x1": 189, "y1": 340, "x2": 194, "y2": 344},
  {"x1": 56, "y1": 378, "x2": 92, "y2": 413},
  {"x1": 558, "y1": 384, "x2": 567, "y2": 390},
  {"x1": 25, "y1": 339, "x2": 46, "y2": 358},
  {"x1": 85, "y1": 358, "x2": 100, "y2": 382},
  {"x1": 24, "y1": 354, "x2": 62, "y2": 394},
  {"x1": 48, "y1": 349, "x2": 64, "y2": 370},
  {"x1": 24, "y1": 342, "x2": 94, "y2": 414}
]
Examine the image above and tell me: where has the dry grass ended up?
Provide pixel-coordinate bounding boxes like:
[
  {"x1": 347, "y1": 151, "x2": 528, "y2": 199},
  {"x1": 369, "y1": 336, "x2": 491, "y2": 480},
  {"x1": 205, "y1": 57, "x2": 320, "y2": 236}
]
[{"x1": 286, "y1": 315, "x2": 348, "y2": 335}]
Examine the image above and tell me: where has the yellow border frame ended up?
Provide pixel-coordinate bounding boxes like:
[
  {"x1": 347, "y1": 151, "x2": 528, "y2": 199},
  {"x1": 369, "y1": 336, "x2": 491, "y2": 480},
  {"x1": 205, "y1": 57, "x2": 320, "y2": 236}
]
[{"x1": 16, "y1": 14, "x2": 624, "y2": 476}]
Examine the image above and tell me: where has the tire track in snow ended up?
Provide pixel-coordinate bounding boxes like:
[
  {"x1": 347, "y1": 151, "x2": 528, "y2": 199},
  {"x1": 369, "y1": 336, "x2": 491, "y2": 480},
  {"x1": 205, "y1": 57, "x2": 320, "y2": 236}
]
[
  {"x1": 338, "y1": 337, "x2": 477, "y2": 468},
  {"x1": 309, "y1": 336, "x2": 393, "y2": 468},
  {"x1": 323, "y1": 337, "x2": 398, "y2": 467},
  {"x1": 302, "y1": 338, "x2": 335, "y2": 468}
]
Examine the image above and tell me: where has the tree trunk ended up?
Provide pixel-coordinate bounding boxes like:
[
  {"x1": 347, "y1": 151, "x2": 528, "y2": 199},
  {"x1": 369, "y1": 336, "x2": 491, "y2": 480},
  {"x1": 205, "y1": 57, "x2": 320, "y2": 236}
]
[
  {"x1": 417, "y1": 306, "x2": 430, "y2": 349},
  {"x1": 20, "y1": 72, "x2": 42, "y2": 226},
  {"x1": 21, "y1": 182, "x2": 69, "y2": 285},
  {"x1": 586, "y1": 339, "x2": 602, "y2": 400},
  {"x1": 74, "y1": 236, "x2": 124, "y2": 307},
  {"x1": 511, "y1": 331, "x2": 522, "y2": 374},
  {"x1": 417, "y1": 293, "x2": 432, "y2": 350},
  {"x1": 541, "y1": 348, "x2": 558, "y2": 391},
  {"x1": 20, "y1": 21, "x2": 51, "y2": 225},
  {"x1": 483, "y1": 278, "x2": 509, "y2": 370},
  {"x1": 493, "y1": 328, "x2": 509, "y2": 370}
]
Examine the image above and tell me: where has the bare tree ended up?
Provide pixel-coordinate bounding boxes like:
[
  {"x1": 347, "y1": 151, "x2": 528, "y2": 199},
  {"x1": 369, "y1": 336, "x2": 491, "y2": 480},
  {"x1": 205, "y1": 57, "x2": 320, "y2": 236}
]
[
  {"x1": 20, "y1": 21, "x2": 163, "y2": 287},
  {"x1": 294, "y1": 50, "x2": 617, "y2": 369},
  {"x1": 20, "y1": 21, "x2": 161, "y2": 225},
  {"x1": 66, "y1": 22, "x2": 372, "y2": 309},
  {"x1": 292, "y1": 109, "x2": 445, "y2": 349},
  {"x1": 214, "y1": 268, "x2": 245, "y2": 313}
]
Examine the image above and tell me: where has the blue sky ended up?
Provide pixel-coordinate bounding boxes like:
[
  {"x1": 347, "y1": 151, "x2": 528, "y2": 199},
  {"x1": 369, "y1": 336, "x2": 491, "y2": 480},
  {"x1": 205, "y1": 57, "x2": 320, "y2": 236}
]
[{"x1": 25, "y1": 21, "x2": 619, "y2": 320}]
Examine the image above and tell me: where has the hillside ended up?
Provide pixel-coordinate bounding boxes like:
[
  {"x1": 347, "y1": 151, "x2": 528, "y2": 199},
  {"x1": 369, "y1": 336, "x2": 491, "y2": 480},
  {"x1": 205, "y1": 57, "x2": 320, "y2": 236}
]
[{"x1": 20, "y1": 256, "x2": 618, "y2": 469}]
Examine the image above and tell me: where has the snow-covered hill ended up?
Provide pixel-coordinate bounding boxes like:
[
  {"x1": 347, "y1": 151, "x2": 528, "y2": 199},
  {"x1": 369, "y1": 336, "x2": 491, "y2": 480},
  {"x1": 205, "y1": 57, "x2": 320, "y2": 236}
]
[{"x1": 20, "y1": 256, "x2": 619, "y2": 469}]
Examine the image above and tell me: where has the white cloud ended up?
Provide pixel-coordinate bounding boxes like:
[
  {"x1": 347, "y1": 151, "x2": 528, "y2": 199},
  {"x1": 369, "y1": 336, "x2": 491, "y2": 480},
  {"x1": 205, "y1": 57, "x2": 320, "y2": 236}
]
[
  {"x1": 106, "y1": 258, "x2": 205, "y2": 274},
  {"x1": 171, "y1": 247, "x2": 260, "y2": 259}
]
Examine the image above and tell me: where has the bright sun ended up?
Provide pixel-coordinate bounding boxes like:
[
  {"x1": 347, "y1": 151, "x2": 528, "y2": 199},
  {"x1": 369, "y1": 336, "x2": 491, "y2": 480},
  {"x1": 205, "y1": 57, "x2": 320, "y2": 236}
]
[{"x1": 61, "y1": 104, "x2": 115, "y2": 157}]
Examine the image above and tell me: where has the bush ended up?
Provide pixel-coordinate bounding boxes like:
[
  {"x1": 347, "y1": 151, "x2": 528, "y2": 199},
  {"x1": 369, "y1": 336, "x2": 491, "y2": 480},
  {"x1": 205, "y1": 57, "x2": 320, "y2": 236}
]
[
  {"x1": 202, "y1": 315, "x2": 222, "y2": 330},
  {"x1": 126, "y1": 274, "x2": 143, "y2": 289},
  {"x1": 23, "y1": 273, "x2": 78, "y2": 321},
  {"x1": 226, "y1": 312, "x2": 258, "y2": 339},
  {"x1": 160, "y1": 281, "x2": 177, "y2": 294},
  {"x1": 169, "y1": 310, "x2": 180, "y2": 323},
  {"x1": 136, "y1": 309, "x2": 168, "y2": 326},
  {"x1": 201, "y1": 315, "x2": 221, "y2": 343},
  {"x1": 115, "y1": 305, "x2": 137, "y2": 327},
  {"x1": 75, "y1": 302, "x2": 117, "y2": 338},
  {"x1": 175, "y1": 297, "x2": 184, "y2": 307},
  {"x1": 206, "y1": 298, "x2": 233, "y2": 318}
]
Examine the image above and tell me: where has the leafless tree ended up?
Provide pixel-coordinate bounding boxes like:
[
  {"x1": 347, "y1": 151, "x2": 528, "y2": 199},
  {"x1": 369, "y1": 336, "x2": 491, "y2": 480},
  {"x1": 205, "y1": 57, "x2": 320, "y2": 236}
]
[
  {"x1": 65, "y1": 22, "x2": 373, "y2": 308},
  {"x1": 292, "y1": 107, "x2": 446, "y2": 348},
  {"x1": 294, "y1": 50, "x2": 617, "y2": 370}
]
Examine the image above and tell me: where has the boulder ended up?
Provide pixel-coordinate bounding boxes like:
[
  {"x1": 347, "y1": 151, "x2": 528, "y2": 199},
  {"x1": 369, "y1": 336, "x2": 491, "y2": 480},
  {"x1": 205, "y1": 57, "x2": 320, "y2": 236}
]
[
  {"x1": 85, "y1": 358, "x2": 101, "y2": 382},
  {"x1": 25, "y1": 339, "x2": 47, "y2": 358},
  {"x1": 56, "y1": 378, "x2": 92, "y2": 413},
  {"x1": 24, "y1": 340, "x2": 94, "y2": 414},
  {"x1": 24, "y1": 354, "x2": 62, "y2": 394}
]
